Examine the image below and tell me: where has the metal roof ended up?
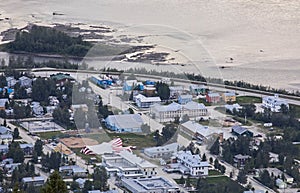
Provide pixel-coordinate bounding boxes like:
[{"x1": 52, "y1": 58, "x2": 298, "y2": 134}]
[{"x1": 106, "y1": 114, "x2": 144, "y2": 129}]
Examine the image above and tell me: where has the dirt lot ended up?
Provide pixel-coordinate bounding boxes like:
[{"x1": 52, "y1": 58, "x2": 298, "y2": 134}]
[{"x1": 59, "y1": 137, "x2": 99, "y2": 148}]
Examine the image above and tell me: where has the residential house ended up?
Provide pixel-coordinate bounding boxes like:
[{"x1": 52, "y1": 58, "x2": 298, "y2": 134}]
[
  {"x1": 178, "y1": 95, "x2": 193, "y2": 104},
  {"x1": 105, "y1": 114, "x2": 144, "y2": 133},
  {"x1": 19, "y1": 76, "x2": 32, "y2": 88},
  {"x1": 257, "y1": 168, "x2": 294, "y2": 184},
  {"x1": 102, "y1": 150, "x2": 157, "y2": 178},
  {"x1": 225, "y1": 103, "x2": 243, "y2": 113},
  {"x1": 0, "y1": 99, "x2": 8, "y2": 111},
  {"x1": 75, "y1": 178, "x2": 87, "y2": 189},
  {"x1": 189, "y1": 84, "x2": 208, "y2": 95},
  {"x1": 243, "y1": 191, "x2": 265, "y2": 193},
  {"x1": 20, "y1": 144, "x2": 34, "y2": 155},
  {"x1": 6, "y1": 77, "x2": 17, "y2": 88},
  {"x1": 0, "y1": 126, "x2": 12, "y2": 135},
  {"x1": 50, "y1": 73, "x2": 75, "y2": 86},
  {"x1": 134, "y1": 94, "x2": 161, "y2": 108},
  {"x1": 262, "y1": 94, "x2": 289, "y2": 112},
  {"x1": 143, "y1": 85, "x2": 156, "y2": 96},
  {"x1": 234, "y1": 154, "x2": 251, "y2": 168},
  {"x1": 276, "y1": 179, "x2": 287, "y2": 189},
  {"x1": 123, "y1": 80, "x2": 144, "y2": 92},
  {"x1": 144, "y1": 143, "x2": 179, "y2": 159},
  {"x1": 59, "y1": 165, "x2": 87, "y2": 177},
  {"x1": 232, "y1": 125, "x2": 253, "y2": 137},
  {"x1": 22, "y1": 176, "x2": 45, "y2": 187},
  {"x1": 164, "y1": 151, "x2": 210, "y2": 176},
  {"x1": 121, "y1": 177, "x2": 180, "y2": 193},
  {"x1": 206, "y1": 92, "x2": 221, "y2": 103},
  {"x1": 0, "y1": 145, "x2": 8, "y2": 154},
  {"x1": 222, "y1": 92, "x2": 236, "y2": 103},
  {"x1": 0, "y1": 134, "x2": 13, "y2": 144},
  {"x1": 31, "y1": 102, "x2": 44, "y2": 116},
  {"x1": 151, "y1": 101, "x2": 207, "y2": 122},
  {"x1": 169, "y1": 86, "x2": 184, "y2": 99}
]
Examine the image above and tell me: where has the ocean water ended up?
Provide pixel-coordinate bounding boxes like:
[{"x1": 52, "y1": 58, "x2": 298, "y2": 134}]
[{"x1": 0, "y1": 0, "x2": 299, "y2": 90}]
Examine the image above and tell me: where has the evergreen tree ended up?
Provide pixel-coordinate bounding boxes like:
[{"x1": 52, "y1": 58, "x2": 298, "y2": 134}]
[
  {"x1": 42, "y1": 171, "x2": 67, "y2": 193},
  {"x1": 13, "y1": 127, "x2": 20, "y2": 140},
  {"x1": 237, "y1": 169, "x2": 247, "y2": 184},
  {"x1": 210, "y1": 137, "x2": 220, "y2": 155}
]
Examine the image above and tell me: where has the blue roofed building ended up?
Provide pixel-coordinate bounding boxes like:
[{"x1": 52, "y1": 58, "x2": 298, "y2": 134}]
[
  {"x1": 105, "y1": 114, "x2": 144, "y2": 133},
  {"x1": 22, "y1": 176, "x2": 45, "y2": 187}
]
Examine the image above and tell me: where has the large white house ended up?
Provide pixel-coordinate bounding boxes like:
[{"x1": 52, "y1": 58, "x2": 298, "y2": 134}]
[
  {"x1": 134, "y1": 94, "x2": 161, "y2": 108},
  {"x1": 262, "y1": 94, "x2": 289, "y2": 112},
  {"x1": 164, "y1": 151, "x2": 210, "y2": 176},
  {"x1": 150, "y1": 101, "x2": 208, "y2": 122}
]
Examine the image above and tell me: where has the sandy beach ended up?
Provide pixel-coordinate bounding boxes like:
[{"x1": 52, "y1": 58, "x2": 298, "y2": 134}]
[{"x1": 0, "y1": 0, "x2": 299, "y2": 90}]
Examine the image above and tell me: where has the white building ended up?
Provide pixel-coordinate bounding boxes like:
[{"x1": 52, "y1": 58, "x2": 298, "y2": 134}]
[
  {"x1": 151, "y1": 101, "x2": 208, "y2": 122},
  {"x1": 121, "y1": 177, "x2": 180, "y2": 193},
  {"x1": 102, "y1": 150, "x2": 157, "y2": 178},
  {"x1": 22, "y1": 176, "x2": 45, "y2": 187},
  {"x1": 134, "y1": 94, "x2": 161, "y2": 108},
  {"x1": 19, "y1": 76, "x2": 32, "y2": 88},
  {"x1": 225, "y1": 103, "x2": 243, "y2": 113},
  {"x1": 144, "y1": 143, "x2": 179, "y2": 159},
  {"x1": 169, "y1": 86, "x2": 184, "y2": 98},
  {"x1": 262, "y1": 94, "x2": 289, "y2": 112},
  {"x1": 6, "y1": 77, "x2": 17, "y2": 88},
  {"x1": 164, "y1": 151, "x2": 210, "y2": 176},
  {"x1": 180, "y1": 121, "x2": 222, "y2": 142}
]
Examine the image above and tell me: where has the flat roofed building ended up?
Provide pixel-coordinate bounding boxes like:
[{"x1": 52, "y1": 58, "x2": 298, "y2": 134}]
[
  {"x1": 144, "y1": 143, "x2": 179, "y2": 159},
  {"x1": 59, "y1": 165, "x2": 87, "y2": 177},
  {"x1": 151, "y1": 101, "x2": 207, "y2": 122},
  {"x1": 105, "y1": 114, "x2": 144, "y2": 133},
  {"x1": 121, "y1": 177, "x2": 180, "y2": 193},
  {"x1": 180, "y1": 121, "x2": 221, "y2": 142},
  {"x1": 22, "y1": 176, "x2": 45, "y2": 187},
  {"x1": 102, "y1": 150, "x2": 157, "y2": 178}
]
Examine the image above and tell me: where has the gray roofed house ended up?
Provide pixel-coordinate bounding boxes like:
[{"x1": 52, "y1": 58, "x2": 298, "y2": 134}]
[
  {"x1": 178, "y1": 94, "x2": 193, "y2": 104},
  {"x1": 0, "y1": 144, "x2": 8, "y2": 153},
  {"x1": 59, "y1": 165, "x2": 87, "y2": 177},
  {"x1": 232, "y1": 125, "x2": 253, "y2": 137},
  {"x1": 144, "y1": 143, "x2": 179, "y2": 159},
  {"x1": 88, "y1": 190, "x2": 118, "y2": 193},
  {"x1": 0, "y1": 126, "x2": 11, "y2": 135},
  {"x1": 22, "y1": 176, "x2": 45, "y2": 187},
  {"x1": 0, "y1": 98, "x2": 8, "y2": 110},
  {"x1": 0, "y1": 134, "x2": 13, "y2": 144},
  {"x1": 121, "y1": 177, "x2": 179, "y2": 193},
  {"x1": 19, "y1": 76, "x2": 32, "y2": 88},
  {"x1": 105, "y1": 114, "x2": 144, "y2": 133}
]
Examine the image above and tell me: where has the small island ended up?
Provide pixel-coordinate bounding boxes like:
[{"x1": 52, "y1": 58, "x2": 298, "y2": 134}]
[{"x1": 1, "y1": 25, "x2": 92, "y2": 57}]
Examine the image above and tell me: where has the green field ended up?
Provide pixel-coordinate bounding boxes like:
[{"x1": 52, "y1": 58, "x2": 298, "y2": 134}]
[
  {"x1": 236, "y1": 96, "x2": 262, "y2": 104},
  {"x1": 38, "y1": 131, "x2": 65, "y2": 140},
  {"x1": 106, "y1": 132, "x2": 157, "y2": 149}
]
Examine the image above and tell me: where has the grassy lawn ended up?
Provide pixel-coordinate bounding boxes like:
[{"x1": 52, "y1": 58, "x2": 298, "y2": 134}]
[
  {"x1": 38, "y1": 131, "x2": 65, "y2": 140},
  {"x1": 72, "y1": 148, "x2": 102, "y2": 163},
  {"x1": 175, "y1": 175, "x2": 245, "y2": 193},
  {"x1": 290, "y1": 104, "x2": 300, "y2": 118},
  {"x1": 236, "y1": 96, "x2": 262, "y2": 104},
  {"x1": 106, "y1": 132, "x2": 157, "y2": 150},
  {"x1": 208, "y1": 170, "x2": 223, "y2": 176}
]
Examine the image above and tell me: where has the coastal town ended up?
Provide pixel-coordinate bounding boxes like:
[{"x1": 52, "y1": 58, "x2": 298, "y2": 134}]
[
  {"x1": 0, "y1": 66, "x2": 297, "y2": 193},
  {"x1": 0, "y1": 1, "x2": 299, "y2": 192}
]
